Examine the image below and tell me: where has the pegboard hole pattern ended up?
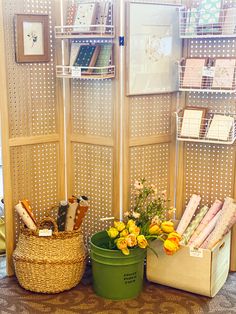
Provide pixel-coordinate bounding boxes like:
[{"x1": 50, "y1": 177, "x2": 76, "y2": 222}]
[
  {"x1": 71, "y1": 80, "x2": 113, "y2": 137},
  {"x1": 72, "y1": 143, "x2": 113, "y2": 243},
  {"x1": 4, "y1": 0, "x2": 57, "y2": 138},
  {"x1": 130, "y1": 95, "x2": 172, "y2": 137},
  {"x1": 130, "y1": 144, "x2": 170, "y2": 208},
  {"x1": 11, "y1": 143, "x2": 59, "y2": 238},
  {"x1": 185, "y1": 143, "x2": 235, "y2": 207},
  {"x1": 189, "y1": 39, "x2": 236, "y2": 58}
]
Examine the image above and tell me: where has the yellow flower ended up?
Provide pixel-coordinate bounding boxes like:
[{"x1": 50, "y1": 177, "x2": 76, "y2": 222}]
[
  {"x1": 116, "y1": 237, "x2": 128, "y2": 250},
  {"x1": 129, "y1": 225, "x2": 140, "y2": 236},
  {"x1": 126, "y1": 234, "x2": 137, "y2": 247},
  {"x1": 107, "y1": 227, "x2": 119, "y2": 239},
  {"x1": 163, "y1": 232, "x2": 181, "y2": 255},
  {"x1": 168, "y1": 232, "x2": 181, "y2": 241},
  {"x1": 149, "y1": 223, "x2": 162, "y2": 235},
  {"x1": 120, "y1": 228, "x2": 129, "y2": 237},
  {"x1": 127, "y1": 219, "x2": 136, "y2": 228},
  {"x1": 161, "y1": 221, "x2": 175, "y2": 233},
  {"x1": 137, "y1": 235, "x2": 148, "y2": 249},
  {"x1": 114, "y1": 221, "x2": 126, "y2": 232},
  {"x1": 121, "y1": 248, "x2": 130, "y2": 255}
]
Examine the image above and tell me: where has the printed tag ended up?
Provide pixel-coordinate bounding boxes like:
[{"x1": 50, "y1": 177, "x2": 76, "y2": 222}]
[
  {"x1": 72, "y1": 66, "x2": 82, "y2": 77},
  {"x1": 189, "y1": 247, "x2": 203, "y2": 258},
  {"x1": 39, "y1": 229, "x2": 52, "y2": 237},
  {"x1": 202, "y1": 66, "x2": 215, "y2": 77}
]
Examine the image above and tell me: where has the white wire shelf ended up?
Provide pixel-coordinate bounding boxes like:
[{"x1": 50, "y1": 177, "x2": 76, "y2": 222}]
[
  {"x1": 56, "y1": 65, "x2": 115, "y2": 80},
  {"x1": 178, "y1": 63, "x2": 236, "y2": 93},
  {"x1": 176, "y1": 112, "x2": 236, "y2": 145},
  {"x1": 54, "y1": 25, "x2": 115, "y2": 39},
  {"x1": 179, "y1": 6, "x2": 236, "y2": 38}
]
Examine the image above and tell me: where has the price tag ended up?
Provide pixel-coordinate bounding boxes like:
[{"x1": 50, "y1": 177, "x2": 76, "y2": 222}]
[
  {"x1": 202, "y1": 66, "x2": 215, "y2": 77},
  {"x1": 189, "y1": 247, "x2": 203, "y2": 258},
  {"x1": 39, "y1": 229, "x2": 52, "y2": 237},
  {"x1": 72, "y1": 66, "x2": 82, "y2": 77}
]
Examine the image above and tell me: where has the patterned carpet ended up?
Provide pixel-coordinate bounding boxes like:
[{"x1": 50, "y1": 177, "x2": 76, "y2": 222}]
[{"x1": 0, "y1": 256, "x2": 236, "y2": 314}]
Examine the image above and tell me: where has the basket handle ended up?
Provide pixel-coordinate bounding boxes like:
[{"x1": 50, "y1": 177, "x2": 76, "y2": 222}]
[{"x1": 37, "y1": 217, "x2": 58, "y2": 234}]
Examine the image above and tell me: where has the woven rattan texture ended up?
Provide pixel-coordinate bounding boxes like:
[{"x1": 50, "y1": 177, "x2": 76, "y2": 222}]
[
  {"x1": 130, "y1": 95, "x2": 172, "y2": 138},
  {"x1": 72, "y1": 143, "x2": 113, "y2": 238},
  {"x1": 71, "y1": 80, "x2": 113, "y2": 137},
  {"x1": 3, "y1": 0, "x2": 57, "y2": 138},
  {"x1": 10, "y1": 143, "x2": 59, "y2": 236}
]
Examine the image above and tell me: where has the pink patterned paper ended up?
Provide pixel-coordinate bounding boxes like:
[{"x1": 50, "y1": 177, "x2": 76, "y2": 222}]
[
  {"x1": 190, "y1": 210, "x2": 221, "y2": 248},
  {"x1": 176, "y1": 194, "x2": 201, "y2": 235},
  {"x1": 188, "y1": 199, "x2": 222, "y2": 245},
  {"x1": 182, "y1": 58, "x2": 206, "y2": 88}
]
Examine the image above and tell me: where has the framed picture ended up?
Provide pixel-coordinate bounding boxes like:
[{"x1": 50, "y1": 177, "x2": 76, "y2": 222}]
[
  {"x1": 127, "y1": 3, "x2": 181, "y2": 95},
  {"x1": 180, "y1": 107, "x2": 207, "y2": 138},
  {"x1": 14, "y1": 14, "x2": 49, "y2": 63}
]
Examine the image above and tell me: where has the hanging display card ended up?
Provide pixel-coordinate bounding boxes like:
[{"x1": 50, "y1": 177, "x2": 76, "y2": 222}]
[
  {"x1": 197, "y1": 0, "x2": 222, "y2": 34},
  {"x1": 73, "y1": 2, "x2": 97, "y2": 33},
  {"x1": 94, "y1": 2, "x2": 110, "y2": 33},
  {"x1": 206, "y1": 114, "x2": 234, "y2": 141},
  {"x1": 211, "y1": 58, "x2": 236, "y2": 89},
  {"x1": 74, "y1": 45, "x2": 100, "y2": 73},
  {"x1": 182, "y1": 58, "x2": 207, "y2": 89},
  {"x1": 180, "y1": 108, "x2": 206, "y2": 138},
  {"x1": 222, "y1": 7, "x2": 236, "y2": 35},
  {"x1": 93, "y1": 43, "x2": 113, "y2": 73}
]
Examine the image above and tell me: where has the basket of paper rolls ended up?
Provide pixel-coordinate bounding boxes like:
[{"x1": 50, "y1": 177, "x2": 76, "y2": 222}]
[{"x1": 13, "y1": 196, "x2": 89, "y2": 293}]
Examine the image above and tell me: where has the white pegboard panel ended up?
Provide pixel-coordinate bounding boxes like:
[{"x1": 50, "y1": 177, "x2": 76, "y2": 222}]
[
  {"x1": 3, "y1": 0, "x2": 57, "y2": 138},
  {"x1": 130, "y1": 95, "x2": 172, "y2": 137},
  {"x1": 71, "y1": 79, "x2": 113, "y2": 137},
  {"x1": 72, "y1": 143, "x2": 113, "y2": 241},
  {"x1": 130, "y1": 143, "x2": 170, "y2": 206},
  {"x1": 185, "y1": 142, "x2": 235, "y2": 206}
]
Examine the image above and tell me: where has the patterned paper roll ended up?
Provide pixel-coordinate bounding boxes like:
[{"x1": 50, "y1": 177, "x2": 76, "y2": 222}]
[
  {"x1": 200, "y1": 232, "x2": 213, "y2": 249},
  {"x1": 65, "y1": 202, "x2": 78, "y2": 231},
  {"x1": 181, "y1": 205, "x2": 208, "y2": 245},
  {"x1": 176, "y1": 194, "x2": 201, "y2": 235},
  {"x1": 190, "y1": 210, "x2": 221, "y2": 248},
  {"x1": 74, "y1": 204, "x2": 89, "y2": 230},
  {"x1": 15, "y1": 202, "x2": 37, "y2": 230},
  {"x1": 206, "y1": 199, "x2": 236, "y2": 249},
  {"x1": 188, "y1": 199, "x2": 222, "y2": 245},
  {"x1": 57, "y1": 200, "x2": 69, "y2": 231},
  {"x1": 223, "y1": 213, "x2": 236, "y2": 236}
]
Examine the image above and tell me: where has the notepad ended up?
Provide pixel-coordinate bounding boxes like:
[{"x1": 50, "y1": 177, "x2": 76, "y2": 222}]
[
  {"x1": 206, "y1": 115, "x2": 234, "y2": 141},
  {"x1": 73, "y1": 2, "x2": 97, "y2": 33}
]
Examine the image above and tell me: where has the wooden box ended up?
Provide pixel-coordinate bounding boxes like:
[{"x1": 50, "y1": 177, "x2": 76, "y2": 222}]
[{"x1": 146, "y1": 232, "x2": 231, "y2": 297}]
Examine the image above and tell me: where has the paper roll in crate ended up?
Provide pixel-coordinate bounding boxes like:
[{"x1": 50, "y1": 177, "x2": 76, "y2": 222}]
[{"x1": 146, "y1": 227, "x2": 231, "y2": 297}]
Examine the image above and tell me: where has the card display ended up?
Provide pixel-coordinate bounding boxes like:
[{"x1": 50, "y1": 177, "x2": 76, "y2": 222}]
[
  {"x1": 180, "y1": 108, "x2": 207, "y2": 138},
  {"x1": 222, "y1": 7, "x2": 236, "y2": 35},
  {"x1": 93, "y1": 44, "x2": 112, "y2": 73},
  {"x1": 206, "y1": 114, "x2": 234, "y2": 141},
  {"x1": 182, "y1": 58, "x2": 206, "y2": 88},
  {"x1": 94, "y1": 2, "x2": 110, "y2": 33},
  {"x1": 70, "y1": 42, "x2": 81, "y2": 66},
  {"x1": 197, "y1": 0, "x2": 222, "y2": 34},
  {"x1": 212, "y1": 58, "x2": 236, "y2": 89},
  {"x1": 74, "y1": 45, "x2": 100, "y2": 72},
  {"x1": 74, "y1": 2, "x2": 97, "y2": 33}
]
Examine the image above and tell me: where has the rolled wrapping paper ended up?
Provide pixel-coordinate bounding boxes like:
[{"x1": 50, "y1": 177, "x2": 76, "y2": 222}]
[
  {"x1": 57, "y1": 200, "x2": 69, "y2": 231},
  {"x1": 74, "y1": 203, "x2": 89, "y2": 230},
  {"x1": 190, "y1": 210, "x2": 222, "y2": 248},
  {"x1": 206, "y1": 199, "x2": 236, "y2": 249},
  {"x1": 188, "y1": 199, "x2": 223, "y2": 245},
  {"x1": 15, "y1": 202, "x2": 37, "y2": 230},
  {"x1": 20, "y1": 199, "x2": 37, "y2": 225},
  {"x1": 181, "y1": 205, "x2": 209, "y2": 245},
  {"x1": 65, "y1": 202, "x2": 78, "y2": 231},
  {"x1": 223, "y1": 213, "x2": 236, "y2": 236},
  {"x1": 200, "y1": 232, "x2": 213, "y2": 249},
  {"x1": 176, "y1": 194, "x2": 201, "y2": 235}
]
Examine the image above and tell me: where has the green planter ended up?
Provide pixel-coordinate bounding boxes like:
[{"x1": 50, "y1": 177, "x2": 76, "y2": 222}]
[{"x1": 90, "y1": 231, "x2": 146, "y2": 300}]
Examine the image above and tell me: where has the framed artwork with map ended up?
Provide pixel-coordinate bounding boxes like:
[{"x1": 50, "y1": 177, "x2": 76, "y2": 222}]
[
  {"x1": 127, "y1": 2, "x2": 181, "y2": 95},
  {"x1": 14, "y1": 14, "x2": 49, "y2": 63}
]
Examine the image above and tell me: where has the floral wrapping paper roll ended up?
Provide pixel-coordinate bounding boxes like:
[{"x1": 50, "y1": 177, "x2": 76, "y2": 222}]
[
  {"x1": 181, "y1": 205, "x2": 209, "y2": 245},
  {"x1": 190, "y1": 210, "x2": 222, "y2": 248},
  {"x1": 176, "y1": 194, "x2": 201, "y2": 235},
  {"x1": 188, "y1": 199, "x2": 222, "y2": 245},
  {"x1": 57, "y1": 201, "x2": 69, "y2": 232},
  {"x1": 15, "y1": 203, "x2": 37, "y2": 231}
]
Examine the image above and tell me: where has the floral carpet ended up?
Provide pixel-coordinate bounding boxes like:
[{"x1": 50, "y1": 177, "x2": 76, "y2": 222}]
[{"x1": 0, "y1": 256, "x2": 236, "y2": 314}]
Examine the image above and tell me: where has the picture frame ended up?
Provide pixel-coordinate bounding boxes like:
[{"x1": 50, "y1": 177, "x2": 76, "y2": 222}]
[
  {"x1": 14, "y1": 14, "x2": 49, "y2": 63},
  {"x1": 127, "y1": 2, "x2": 182, "y2": 95},
  {"x1": 180, "y1": 107, "x2": 207, "y2": 138}
]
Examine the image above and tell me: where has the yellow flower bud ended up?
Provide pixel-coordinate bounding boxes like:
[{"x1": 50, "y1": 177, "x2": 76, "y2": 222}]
[
  {"x1": 116, "y1": 237, "x2": 128, "y2": 250},
  {"x1": 121, "y1": 248, "x2": 130, "y2": 255},
  {"x1": 149, "y1": 223, "x2": 162, "y2": 235},
  {"x1": 107, "y1": 227, "x2": 119, "y2": 239},
  {"x1": 163, "y1": 238, "x2": 179, "y2": 255},
  {"x1": 114, "y1": 221, "x2": 126, "y2": 232},
  {"x1": 127, "y1": 219, "x2": 136, "y2": 228},
  {"x1": 120, "y1": 228, "x2": 129, "y2": 237},
  {"x1": 126, "y1": 234, "x2": 137, "y2": 247},
  {"x1": 129, "y1": 225, "x2": 140, "y2": 236},
  {"x1": 161, "y1": 221, "x2": 175, "y2": 233},
  {"x1": 137, "y1": 235, "x2": 148, "y2": 249}
]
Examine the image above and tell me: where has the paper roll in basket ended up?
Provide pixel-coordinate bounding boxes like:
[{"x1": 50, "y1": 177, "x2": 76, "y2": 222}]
[{"x1": 13, "y1": 217, "x2": 87, "y2": 293}]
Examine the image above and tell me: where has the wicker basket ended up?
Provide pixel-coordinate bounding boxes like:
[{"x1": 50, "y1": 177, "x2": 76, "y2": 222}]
[{"x1": 13, "y1": 217, "x2": 87, "y2": 293}]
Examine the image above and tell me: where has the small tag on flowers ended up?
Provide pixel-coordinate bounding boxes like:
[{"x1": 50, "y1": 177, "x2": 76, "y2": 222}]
[{"x1": 189, "y1": 247, "x2": 203, "y2": 258}]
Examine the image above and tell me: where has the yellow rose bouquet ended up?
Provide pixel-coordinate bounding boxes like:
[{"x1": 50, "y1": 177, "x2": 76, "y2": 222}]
[{"x1": 107, "y1": 179, "x2": 181, "y2": 256}]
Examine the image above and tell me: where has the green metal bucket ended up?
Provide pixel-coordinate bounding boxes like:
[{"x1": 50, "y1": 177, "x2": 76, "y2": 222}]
[{"x1": 90, "y1": 231, "x2": 146, "y2": 300}]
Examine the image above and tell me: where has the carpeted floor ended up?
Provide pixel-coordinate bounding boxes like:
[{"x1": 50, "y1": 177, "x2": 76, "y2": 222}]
[{"x1": 0, "y1": 256, "x2": 236, "y2": 314}]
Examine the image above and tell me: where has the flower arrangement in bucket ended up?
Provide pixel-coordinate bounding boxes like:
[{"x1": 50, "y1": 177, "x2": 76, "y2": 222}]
[
  {"x1": 107, "y1": 179, "x2": 181, "y2": 256},
  {"x1": 90, "y1": 179, "x2": 182, "y2": 300}
]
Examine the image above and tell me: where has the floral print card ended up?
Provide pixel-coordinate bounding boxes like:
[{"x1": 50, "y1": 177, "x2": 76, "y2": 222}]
[{"x1": 212, "y1": 58, "x2": 236, "y2": 89}]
